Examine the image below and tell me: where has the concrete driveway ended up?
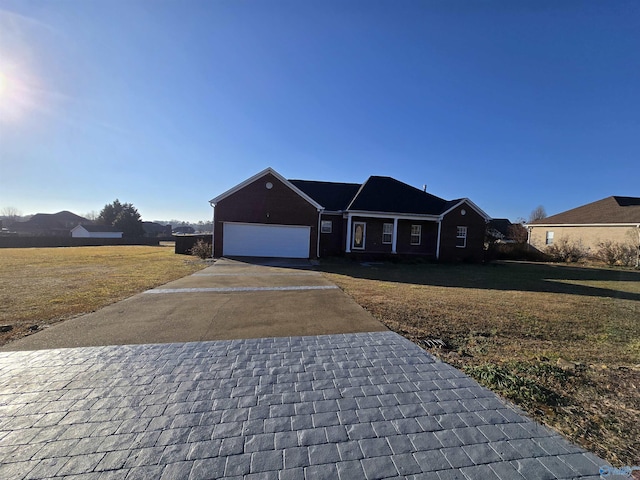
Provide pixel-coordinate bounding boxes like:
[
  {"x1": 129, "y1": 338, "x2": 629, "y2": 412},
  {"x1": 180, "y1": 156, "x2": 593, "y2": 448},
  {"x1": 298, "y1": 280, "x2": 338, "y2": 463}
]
[{"x1": 0, "y1": 258, "x2": 386, "y2": 351}]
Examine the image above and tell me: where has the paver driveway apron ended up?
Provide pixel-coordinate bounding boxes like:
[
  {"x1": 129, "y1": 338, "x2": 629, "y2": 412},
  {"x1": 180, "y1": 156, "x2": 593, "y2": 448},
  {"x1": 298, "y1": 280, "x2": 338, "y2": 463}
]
[{"x1": 0, "y1": 332, "x2": 606, "y2": 479}]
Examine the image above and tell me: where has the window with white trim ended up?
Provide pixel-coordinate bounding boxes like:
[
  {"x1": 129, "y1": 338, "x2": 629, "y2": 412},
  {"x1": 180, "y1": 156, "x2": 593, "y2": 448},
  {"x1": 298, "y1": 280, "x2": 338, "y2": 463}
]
[
  {"x1": 456, "y1": 226, "x2": 467, "y2": 248},
  {"x1": 411, "y1": 225, "x2": 421, "y2": 245},
  {"x1": 382, "y1": 223, "x2": 393, "y2": 244},
  {"x1": 546, "y1": 231, "x2": 554, "y2": 245},
  {"x1": 320, "y1": 220, "x2": 332, "y2": 234}
]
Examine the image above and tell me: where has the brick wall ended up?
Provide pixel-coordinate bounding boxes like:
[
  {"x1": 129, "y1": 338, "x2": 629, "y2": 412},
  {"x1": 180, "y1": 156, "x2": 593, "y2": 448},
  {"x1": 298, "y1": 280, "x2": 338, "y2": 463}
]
[
  {"x1": 439, "y1": 204, "x2": 487, "y2": 262},
  {"x1": 529, "y1": 225, "x2": 640, "y2": 254},
  {"x1": 213, "y1": 173, "x2": 319, "y2": 258}
]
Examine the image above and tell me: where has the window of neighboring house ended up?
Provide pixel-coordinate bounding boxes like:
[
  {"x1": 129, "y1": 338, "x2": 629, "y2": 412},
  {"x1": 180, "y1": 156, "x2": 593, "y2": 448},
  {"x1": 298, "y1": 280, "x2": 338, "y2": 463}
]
[
  {"x1": 546, "y1": 231, "x2": 554, "y2": 245},
  {"x1": 321, "y1": 220, "x2": 332, "y2": 234},
  {"x1": 382, "y1": 223, "x2": 393, "y2": 244},
  {"x1": 456, "y1": 226, "x2": 467, "y2": 248},
  {"x1": 411, "y1": 225, "x2": 421, "y2": 245}
]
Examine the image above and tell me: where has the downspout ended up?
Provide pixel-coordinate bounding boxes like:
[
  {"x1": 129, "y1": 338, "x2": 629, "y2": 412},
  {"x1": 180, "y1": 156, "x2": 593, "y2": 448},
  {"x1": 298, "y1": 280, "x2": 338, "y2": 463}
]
[
  {"x1": 636, "y1": 224, "x2": 640, "y2": 269},
  {"x1": 316, "y1": 210, "x2": 323, "y2": 259},
  {"x1": 436, "y1": 219, "x2": 442, "y2": 260},
  {"x1": 391, "y1": 217, "x2": 398, "y2": 254},
  {"x1": 209, "y1": 201, "x2": 215, "y2": 258}
]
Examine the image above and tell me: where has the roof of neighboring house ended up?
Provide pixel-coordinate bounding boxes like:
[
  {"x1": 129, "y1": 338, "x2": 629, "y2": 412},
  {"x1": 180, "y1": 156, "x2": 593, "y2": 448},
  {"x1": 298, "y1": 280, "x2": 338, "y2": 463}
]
[
  {"x1": 488, "y1": 218, "x2": 513, "y2": 237},
  {"x1": 289, "y1": 180, "x2": 361, "y2": 211},
  {"x1": 142, "y1": 222, "x2": 171, "y2": 233},
  {"x1": 13, "y1": 211, "x2": 91, "y2": 234},
  {"x1": 529, "y1": 196, "x2": 640, "y2": 225},
  {"x1": 21, "y1": 211, "x2": 89, "y2": 227},
  {"x1": 74, "y1": 224, "x2": 122, "y2": 233}
]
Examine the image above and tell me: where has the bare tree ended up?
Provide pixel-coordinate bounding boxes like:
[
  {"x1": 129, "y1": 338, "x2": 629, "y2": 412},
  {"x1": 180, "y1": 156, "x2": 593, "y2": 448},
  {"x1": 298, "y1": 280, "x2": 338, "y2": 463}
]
[
  {"x1": 507, "y1": 223, "x2": 528, "y2": 243},
  {"x1": 83, "y1": 211, "x2": 99, "y2": 222},
  {"x1": 1, "y1": 206, "x2": 22, "y2": 224},
  {"x1": 528, "y1": 205, "x2": 547, "y2": 223}
]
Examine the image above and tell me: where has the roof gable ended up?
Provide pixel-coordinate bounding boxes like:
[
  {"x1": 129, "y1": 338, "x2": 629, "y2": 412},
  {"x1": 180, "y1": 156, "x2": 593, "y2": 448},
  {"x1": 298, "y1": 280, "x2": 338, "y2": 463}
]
[
  {"x1": 347, "y1": 176, "x2": 449, "y2": 215},
  {"x1": 440, "y1": 198, "x2": 491, "y2": 221},
  {"x1": 209, "y1": 167, "x2": 323, "y2": 210},
  {"x1": 530, "y1": 196, "x2": 640, "y2": 225}
]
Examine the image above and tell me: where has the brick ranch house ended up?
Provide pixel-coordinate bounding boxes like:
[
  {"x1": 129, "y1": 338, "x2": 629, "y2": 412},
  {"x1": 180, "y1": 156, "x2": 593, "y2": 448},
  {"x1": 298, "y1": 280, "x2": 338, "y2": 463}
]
[
  {"x1": 526, "y1": 196, "x2": 640, "y2": 254},
  {"x1": 209, "y1": 168, "x2": 491, "y2": 261}
]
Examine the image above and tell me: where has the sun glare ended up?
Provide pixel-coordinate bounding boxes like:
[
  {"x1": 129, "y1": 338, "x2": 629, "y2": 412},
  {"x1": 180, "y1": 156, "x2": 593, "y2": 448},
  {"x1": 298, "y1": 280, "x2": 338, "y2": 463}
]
[
  {"x1": 0, "y1": 66, "x2": 34, "y2": 123},
  {"x1": 0, "y1": 71, "x2": 7, "y2": 97}
]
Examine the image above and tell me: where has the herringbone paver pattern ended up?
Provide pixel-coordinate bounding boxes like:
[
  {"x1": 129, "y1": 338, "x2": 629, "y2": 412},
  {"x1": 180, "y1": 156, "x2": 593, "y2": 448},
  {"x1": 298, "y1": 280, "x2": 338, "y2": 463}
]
[{"x1": 0, "y1": 332, "x2": 605, "y2": 479}]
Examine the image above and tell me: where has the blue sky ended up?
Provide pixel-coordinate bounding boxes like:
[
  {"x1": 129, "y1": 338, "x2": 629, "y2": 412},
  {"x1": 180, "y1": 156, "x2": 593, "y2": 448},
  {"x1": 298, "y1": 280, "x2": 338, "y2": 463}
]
[{"x1": 1, "y1": 0, "x2": 638, "y2": 223}]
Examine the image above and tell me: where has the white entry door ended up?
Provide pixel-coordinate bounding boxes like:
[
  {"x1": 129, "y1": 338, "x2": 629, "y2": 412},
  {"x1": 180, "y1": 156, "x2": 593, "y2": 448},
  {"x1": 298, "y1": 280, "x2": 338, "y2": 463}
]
[{"x1": 352, "y1": 222, "x2": 366, "y2": 250}]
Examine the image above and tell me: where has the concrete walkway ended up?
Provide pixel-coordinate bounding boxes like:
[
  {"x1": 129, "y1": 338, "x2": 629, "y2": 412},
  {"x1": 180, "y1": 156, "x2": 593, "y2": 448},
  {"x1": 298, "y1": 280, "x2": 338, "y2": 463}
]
[{"x1": 0, "y1": 332, "x2": 605, "y2": 479}]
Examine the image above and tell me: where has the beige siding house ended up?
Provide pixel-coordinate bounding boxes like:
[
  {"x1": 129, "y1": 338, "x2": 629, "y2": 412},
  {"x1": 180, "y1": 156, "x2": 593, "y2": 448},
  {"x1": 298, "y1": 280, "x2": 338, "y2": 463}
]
[{"x1": 526, "y1": 196, "x2": 640, "y2": 254}]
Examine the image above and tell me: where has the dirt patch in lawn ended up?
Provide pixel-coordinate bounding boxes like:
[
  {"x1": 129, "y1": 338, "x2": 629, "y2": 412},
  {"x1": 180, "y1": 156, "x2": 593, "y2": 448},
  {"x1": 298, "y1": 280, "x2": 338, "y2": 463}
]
[
  {"x1": 320, "y1": 259, "x2": 640, "y2": 466},
  {"x1": 0, "y1": 245, "x2": 206, "y2": 346}
]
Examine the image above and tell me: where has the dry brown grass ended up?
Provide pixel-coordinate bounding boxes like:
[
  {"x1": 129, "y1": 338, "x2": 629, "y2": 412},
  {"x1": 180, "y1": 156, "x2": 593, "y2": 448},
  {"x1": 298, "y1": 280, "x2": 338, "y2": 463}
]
[
  {"x1": 0, "y1": 245, "x2": 206, "y2": 345},
  {"x1": 320, "y1": 259, "x2": 640, "y2": 466}
]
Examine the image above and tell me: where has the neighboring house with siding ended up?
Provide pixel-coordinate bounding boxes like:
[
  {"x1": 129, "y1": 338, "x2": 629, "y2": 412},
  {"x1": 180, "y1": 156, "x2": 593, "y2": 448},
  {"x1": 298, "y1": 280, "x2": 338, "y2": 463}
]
[
  {"x1": 209, "y1": 167, "x2": 491, "y2": 261},
  {"x1": 526, "y1": 196, "x2": 640, "y2": 253},
  {"x1": 70, "y1": 224, "x2": 123, "y2": 239}
]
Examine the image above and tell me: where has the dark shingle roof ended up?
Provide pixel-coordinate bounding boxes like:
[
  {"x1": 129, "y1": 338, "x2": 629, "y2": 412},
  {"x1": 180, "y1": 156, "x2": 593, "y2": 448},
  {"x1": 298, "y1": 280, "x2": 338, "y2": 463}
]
[
  {"x1": 347, "y1": 176, "x2": 449, "y2": 215},
  {"x1": 289, "y1": 180, "x2": 361, "y2": 211},
  {"x1": 488, "y1": 218, "x2": 513, "y2": 236},
  {"x1": 290, "y1": 176, "x2": 460, "y2": 216},
  {"x1": 25, "y1": 211, "x2": 88, "y2": 227},
  {"x1": 530, "y1": 196, "x2": 640, "y2": 224}
]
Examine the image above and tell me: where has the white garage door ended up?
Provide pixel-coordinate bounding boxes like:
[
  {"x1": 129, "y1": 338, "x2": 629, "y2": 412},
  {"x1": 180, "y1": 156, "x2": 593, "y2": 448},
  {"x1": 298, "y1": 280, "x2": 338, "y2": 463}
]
[{"x1": 223, "y1": 223, "x2": 311, "y2": 258}]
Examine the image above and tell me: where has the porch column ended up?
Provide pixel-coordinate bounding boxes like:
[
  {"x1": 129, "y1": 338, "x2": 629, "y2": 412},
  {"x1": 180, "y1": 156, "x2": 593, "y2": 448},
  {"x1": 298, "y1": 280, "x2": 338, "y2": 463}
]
[
  {"x1": 345, "y1": 214, "x2": 352, "y2": 253},
  {"x1": 436, "y1": 220, "x2": 442, "y2": 260},
  {"x1": 391, "y1": 218, "x2": 398, "y2": 254}
]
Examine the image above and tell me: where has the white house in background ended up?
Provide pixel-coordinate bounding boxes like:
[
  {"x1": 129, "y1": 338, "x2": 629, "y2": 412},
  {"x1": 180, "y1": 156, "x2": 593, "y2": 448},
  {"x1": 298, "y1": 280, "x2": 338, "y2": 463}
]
[{"x1": 70, "y1": 224, "x2": 123, "y2": 239}]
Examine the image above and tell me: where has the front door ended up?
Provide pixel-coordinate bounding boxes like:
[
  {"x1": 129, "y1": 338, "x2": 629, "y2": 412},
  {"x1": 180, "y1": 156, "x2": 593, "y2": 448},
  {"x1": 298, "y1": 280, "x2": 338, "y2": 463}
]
[{"x1": 352, "y1": 222, "x2": 366, "y2": 250}]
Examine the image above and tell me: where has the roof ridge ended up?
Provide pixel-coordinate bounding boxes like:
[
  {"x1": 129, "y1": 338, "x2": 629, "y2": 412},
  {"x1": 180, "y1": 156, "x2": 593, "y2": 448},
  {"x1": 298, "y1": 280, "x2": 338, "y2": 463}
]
[
  {"x1": 345, "y1": 176, "x2": 371, "y2": 211},
  {"x1": 289, "y1": 179, "x2": 361, "y2": 187}
]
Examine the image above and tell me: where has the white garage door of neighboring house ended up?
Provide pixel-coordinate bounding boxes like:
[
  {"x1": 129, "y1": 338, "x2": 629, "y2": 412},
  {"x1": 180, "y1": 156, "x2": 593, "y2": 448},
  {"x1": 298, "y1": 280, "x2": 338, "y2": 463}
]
[{"x1": 223, "y1": 223, "x2": 311, "y2": 258}]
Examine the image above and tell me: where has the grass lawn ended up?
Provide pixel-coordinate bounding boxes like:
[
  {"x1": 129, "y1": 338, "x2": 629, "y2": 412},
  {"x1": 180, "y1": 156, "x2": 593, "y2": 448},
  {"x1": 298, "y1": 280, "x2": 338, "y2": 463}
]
[
  {"x1": 0, "y1": 245, "x2": 206, "y2": 345},
  {"x1": 320, "y1": 259, "x2": 640, "y2": 466}
]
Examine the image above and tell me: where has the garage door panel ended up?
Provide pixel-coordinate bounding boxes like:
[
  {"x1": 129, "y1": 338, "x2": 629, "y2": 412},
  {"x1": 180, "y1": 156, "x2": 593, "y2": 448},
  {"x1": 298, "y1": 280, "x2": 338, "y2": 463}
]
[{"x1": 223, "y1": 223, "x2": 310, "y2": 258}]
